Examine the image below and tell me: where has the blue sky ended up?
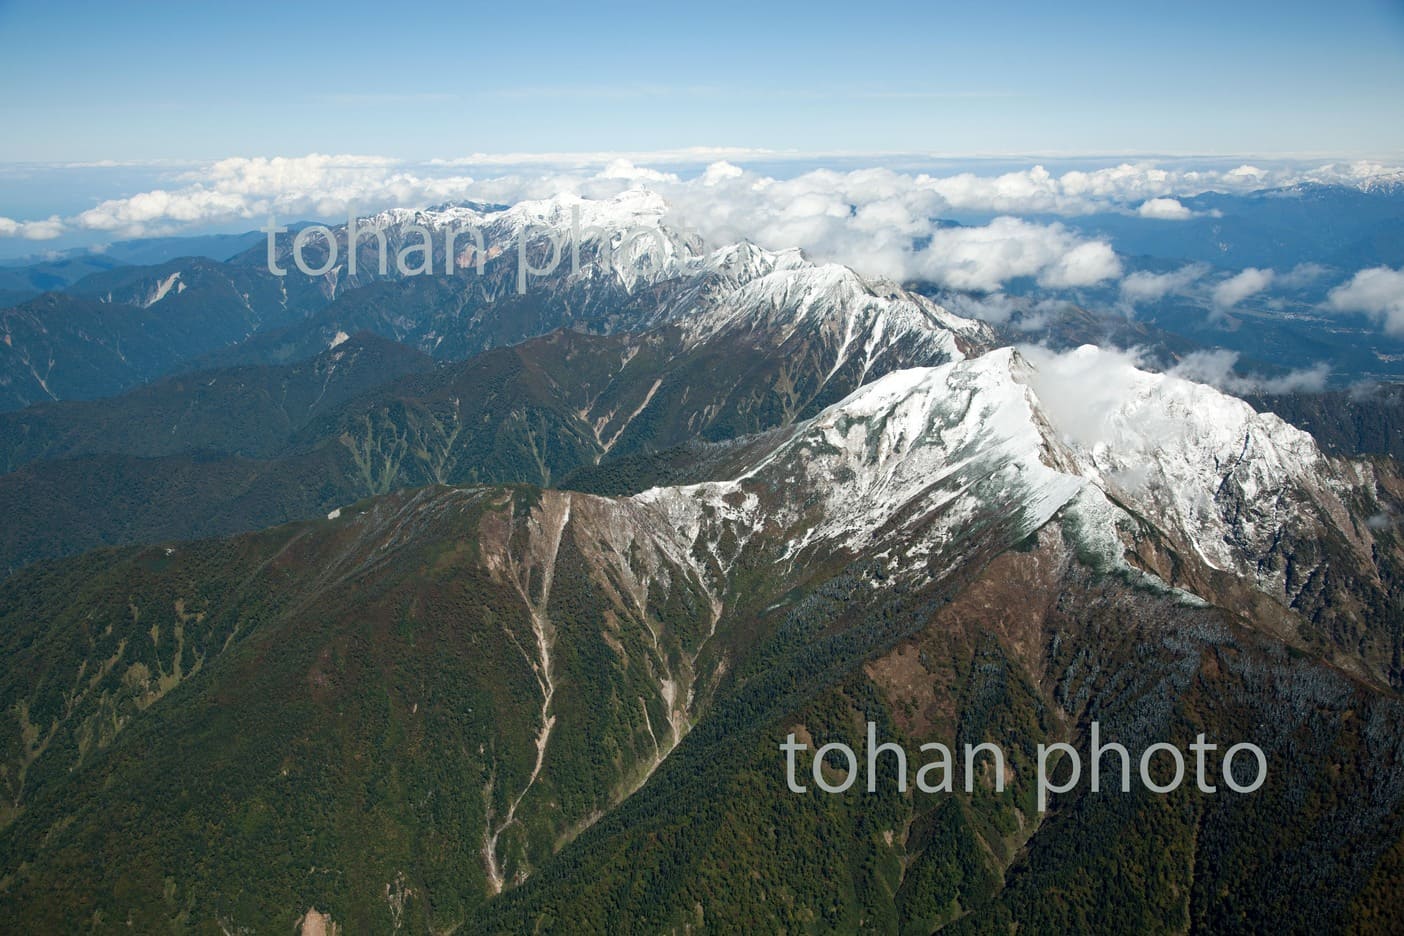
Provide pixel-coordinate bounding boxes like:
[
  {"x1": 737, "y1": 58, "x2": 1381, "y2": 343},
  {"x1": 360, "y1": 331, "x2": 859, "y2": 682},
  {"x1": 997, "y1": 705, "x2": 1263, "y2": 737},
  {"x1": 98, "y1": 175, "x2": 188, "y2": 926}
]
[{"x1": 1, "y1": 0, "x2": 1402, "y2": 162}]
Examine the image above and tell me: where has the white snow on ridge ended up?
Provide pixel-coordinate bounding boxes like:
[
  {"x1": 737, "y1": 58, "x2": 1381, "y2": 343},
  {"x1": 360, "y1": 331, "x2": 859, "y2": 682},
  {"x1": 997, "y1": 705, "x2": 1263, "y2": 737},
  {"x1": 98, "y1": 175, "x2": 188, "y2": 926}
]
[
  {"x1": 351, "y1": 194, "x2": 989, "y2": 358},
  {"x1": 773, "y1": 349, "x2": 1086, "y2": 556},
  {"x1": 638, "y1": 343, "x2": 1362, "y2": 603},
  {"x1": 639, "y1": 349, "x2": 1087, "y2": 565}
]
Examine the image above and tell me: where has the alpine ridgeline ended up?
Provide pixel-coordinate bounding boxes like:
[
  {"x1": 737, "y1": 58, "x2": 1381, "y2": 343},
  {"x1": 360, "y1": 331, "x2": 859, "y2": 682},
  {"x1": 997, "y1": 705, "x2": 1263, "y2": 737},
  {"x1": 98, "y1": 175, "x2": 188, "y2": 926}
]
[{"x1": 1, "y1": 195, "x2": 1403, "y2": 934}]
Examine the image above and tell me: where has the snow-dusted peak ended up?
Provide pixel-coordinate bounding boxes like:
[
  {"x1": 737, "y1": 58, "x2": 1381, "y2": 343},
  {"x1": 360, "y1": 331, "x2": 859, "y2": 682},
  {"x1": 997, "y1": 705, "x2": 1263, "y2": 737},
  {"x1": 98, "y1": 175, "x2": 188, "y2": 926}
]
[
  {"x1": 701, "y1": 263, "x2": 874, "y2": 331},
  {"x1": 676, "y1": 259, "x2": 986, "y2": 383},
  {"x1": 1016, "y1": 344, "x2": 1320, "y2": 466},
  {"x1": 639, "y1": 348, "x2": 1085, "y2": 569},
  {"x1": 354, "y1": 191, "x2": 672, "y2": 247},
  {"x1": 689, "y1": 240, "x2": 808, "y2": 288},
  {"x1": 1012, "y1": 344, "x2": 1344, "y2": 574},
  {"x1": 495, "y1": 189, "x2": 671, "y2": 237},
  {"x1": 708, "y1": 260, "x2": 980, "y2": 336},
  {"x1": 639, "y1": 342, "x2": 1372, "y2": 611}
]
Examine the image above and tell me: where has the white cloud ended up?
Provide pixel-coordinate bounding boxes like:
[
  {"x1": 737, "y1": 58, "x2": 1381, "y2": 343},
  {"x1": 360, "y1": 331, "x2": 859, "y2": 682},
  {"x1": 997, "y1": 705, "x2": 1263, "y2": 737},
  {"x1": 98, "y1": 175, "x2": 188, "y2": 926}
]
[
  {"x1": 1136, "y1": 197, "x2": 1193, "y2": 220},
  {"x1": 924, "y1": 162, "x2": 1200, "y2": 215},
  {"x1": 69, "y1": 154, "x2": 479, "y2": 238},
  {"x1": 934, "y1": 294, "x2": 1081, "y2": 329},
  {"x1": 598, "y1": 158, "x2": 678, "y2": 183},
  {"x1": 700, "y1": 160, "x2": 746, "y2": 184},
  {"x1": 940, "y1": 291, "x2": 1022, "y2": 325},
  {"x1": 1018, "y1": 344, "x2": 1152, "y2": 450},
  {"x1": 6, "y1": 153, "x2": 1403, "y2": 246},
  {"x1": 1014, "y1": 298, "x2": 1081, "y2": 332},
  {"x1": 1038, "y1": 239, "x2": 1122, "y2": 288},
  {"x1": 1119, "y1": 264, "x2": 1209, "y2": 303},
  {"x1": 916, "y1": 160, "x2": 1401, "y2": 216},
  {"x1": 0, "y1": 154, "x2": 1117, "y2": 292},
  {"x1": 1257, "y1": 365, "x2": 1333, "y2": 395},
  {"x1": 1276, "y1": 262, "x2": 1330, "y2": 289},
  {"x1": 1018, "y1": 344, "x2": 1331, "y2": 460},
  {"x1": 77, "y1": 188, "x2": 256, "y2": 232},
  {"x1": 0, "y1": 215, "x2": 64, "y2": 240},
  {"x1": 1212, "y1": 267, "x2": 1275, "y2": 308},
  {"x1": 905, "y1": 217, "x2": 1119, "y2": 292},
  {"x1": 1227, "y1": 165, "x2": 1269, "y2": 183},
  {"x1": 1168, "y1": 349, "x2": 1329, "y2": 394},
  {"x1": 1328, "y1": 266, "x2": 1404, "y2": 335},
  {"x1": 5, "y1": 154, "x2": 1403, "y2": 307}
]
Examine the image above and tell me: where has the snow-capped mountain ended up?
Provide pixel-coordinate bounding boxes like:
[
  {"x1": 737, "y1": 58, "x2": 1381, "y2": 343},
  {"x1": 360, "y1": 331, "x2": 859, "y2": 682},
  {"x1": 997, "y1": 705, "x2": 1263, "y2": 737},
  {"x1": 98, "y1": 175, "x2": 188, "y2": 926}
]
[
  {"x1": 269, "y1": 190, "x2": 990, "y2": 356},
  {"x1": 636, "y1": 343, "x2": 1398, "y2": 682}
]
